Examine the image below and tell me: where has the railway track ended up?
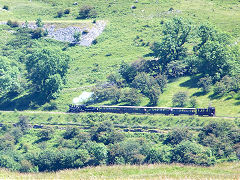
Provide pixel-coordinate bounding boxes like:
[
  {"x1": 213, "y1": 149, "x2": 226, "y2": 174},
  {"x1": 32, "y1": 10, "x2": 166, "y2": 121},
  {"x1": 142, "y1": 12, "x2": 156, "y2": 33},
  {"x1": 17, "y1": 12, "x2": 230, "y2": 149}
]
[{"x1": 0, "y1": 110, "x2": 239, "y2": 119}]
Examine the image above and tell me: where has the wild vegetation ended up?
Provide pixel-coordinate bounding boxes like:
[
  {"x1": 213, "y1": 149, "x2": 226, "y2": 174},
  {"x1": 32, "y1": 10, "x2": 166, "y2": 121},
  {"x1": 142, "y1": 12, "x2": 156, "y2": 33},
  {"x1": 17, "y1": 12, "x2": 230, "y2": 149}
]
[{"x1": 0, "y1": 0, "x2": 239, "y2": 175}]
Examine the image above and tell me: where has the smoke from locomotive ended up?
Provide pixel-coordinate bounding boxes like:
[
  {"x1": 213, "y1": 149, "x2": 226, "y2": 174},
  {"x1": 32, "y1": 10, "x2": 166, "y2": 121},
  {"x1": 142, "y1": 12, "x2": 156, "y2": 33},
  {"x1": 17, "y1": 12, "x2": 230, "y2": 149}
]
[{"x1": 72, "y1": 91, "x2": 93, "y2": 105}]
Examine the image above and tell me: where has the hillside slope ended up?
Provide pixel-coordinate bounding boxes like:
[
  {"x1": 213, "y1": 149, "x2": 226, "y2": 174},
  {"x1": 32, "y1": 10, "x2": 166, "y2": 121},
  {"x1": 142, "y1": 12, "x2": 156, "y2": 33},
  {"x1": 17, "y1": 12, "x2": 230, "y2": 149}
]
[{"x1": 0, "y1": 0, "x2": 239, "y2": 115}]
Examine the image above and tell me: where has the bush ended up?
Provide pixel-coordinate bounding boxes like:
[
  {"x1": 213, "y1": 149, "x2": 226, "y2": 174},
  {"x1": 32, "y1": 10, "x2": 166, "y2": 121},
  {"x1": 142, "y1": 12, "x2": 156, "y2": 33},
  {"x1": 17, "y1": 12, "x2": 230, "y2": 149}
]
[
  {"x1": 7, "y1": 20, "x2": 19, "y2": 28},
  {"x1": 31, "y1": 28, "x2": 48, "y2": 39},
  {"x1": 73, "y1": 32, "x2": 81, "y2": 44},
  {"x1": 145, "y1": 145, "x2": 172, "y2": 163},
  {"x1": 3, "y1": 5, "x2": 9, "y2": 10},
  {"x1": 213, "y1": 76, "x2": 238, "y2": 96},
  {"x1": 38, "y1": 128, "x2": 54, "y2": 141},
  {"x1": 198, "y1": 121, "x2": 239, "y2": 159},
  {"x1": 64, "y1": 9, "x2": 70, "y2": 14},
  {"x1": 197, "y1": 75, "x2": 213, "y2": 93},
  {"x1": 166, "y1": 60, "x2": 188, "y2": 78},
  {"x1": 78, "y1": 6, "x2": 97, "y2": 19},
  {"x1": 172, "y1": 140, "x2": 216, "y2": 166},
  {"x1": 56, "y1": 10, "x2": 63, "y2": 18},
  {"x1": 155, "y1": 74, "x2": 168, "y2": 93},
  {"x1": 164, "y1": 128, "x2": 193, "y2": 146},
  {"x1": 63, "y1": 127, "x2": 80, "y2": 139},
  {"x1": 92, "y1": 85, "x2": 121, "y2": 103},
  {"x1": 189, "y1": 97, "x2": 198, "y2": 107},
  {"x1": 36, "y1": 18, "x2": 44, "y2": 27},
  {"x1": 121, "y1": 88, "x2": 141, "y2": 105},
  {"x1": 172, "y1": 91, "x2": 188, "y2": 107}
]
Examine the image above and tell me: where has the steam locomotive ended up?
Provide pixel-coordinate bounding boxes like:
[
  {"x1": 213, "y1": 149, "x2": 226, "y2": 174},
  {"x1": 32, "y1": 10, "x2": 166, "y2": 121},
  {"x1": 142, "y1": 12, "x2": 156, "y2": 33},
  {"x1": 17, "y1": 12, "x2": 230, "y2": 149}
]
[{"x1": 68, "y1": 105, "x2": 216, "y2": 116}]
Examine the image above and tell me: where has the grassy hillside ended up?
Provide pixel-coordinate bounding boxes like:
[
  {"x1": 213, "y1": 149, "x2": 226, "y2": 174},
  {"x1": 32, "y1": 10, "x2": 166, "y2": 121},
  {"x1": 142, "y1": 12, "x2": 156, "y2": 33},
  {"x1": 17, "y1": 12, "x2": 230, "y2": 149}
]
[
  {"x1": 0, "y1": 0, "x2": 239, "y2": 116},
  {"x1": 0, "y1": 162, "x2": 239, "y2": 179}
]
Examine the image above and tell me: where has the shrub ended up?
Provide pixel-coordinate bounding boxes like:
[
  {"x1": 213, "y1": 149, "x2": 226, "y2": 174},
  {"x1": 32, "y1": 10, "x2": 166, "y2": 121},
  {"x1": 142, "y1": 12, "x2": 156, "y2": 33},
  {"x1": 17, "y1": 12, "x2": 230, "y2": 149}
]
[
  {"x1": 213, "y1": 76, "x2": 238, "y2": 96},
  {"x1": 3, "y1": 5, "x2": 9, "y2": 10},
  {"x1": 172, "y1": 140, "x2": 216, "y2": 166},
  {"x1": 164, "y1": 127, "x2": 193, "y2": 146},
  {"x1": 64, "y1": 9, "x2": 70, "y2": 14},
  {"x1": 166, "y1": 60, "x2": 188, "y2": 78},
  {"x1": 189, "y1": 97, "x2": 198, "y2": 107},
  {"x1": 155, "y1": 74, "x2": 168, "y2": 93},
  {"x1": 38, "y1": 128, "x2": 54, "y2": 141},
  {"x1": 73, "y1": 32, "x2": 81, "y2": 44},
  {"x1": 7, "y1": 20, "x2": 19, "y2": 28},
  {"x1": 35, "y1": 18, "x2": 44, "y2": 27},
  {"x1": 31, "y1": 28, "x2": 48, "y2": 39},
  {"x1": 85, "y1": 142, "x2": 108, "y2": 165},
  {"x1": 121, "y1": 88, "x2": 141, "y2": 105},
  {"x1": 145, "y1": 145, "x2": 172, "y2": 163},
  {"x1": 56, "y1": 10, "x2": 63, "y2": 18},
  {"x1": 172, "y1": 91, "x2": 188, "y2": 107},
  {"x1": 78, "y1": 6, "x2": 97, "y2": 19},
  {"x1": 197, "y1": 75, "x2": 213, "y2": 93},
  {"x1": 119, "y1": 61, "x2": 137, "y2": 83},
  {"x1": 63, "y1": 127, "x2": 80, "y2": 139}
]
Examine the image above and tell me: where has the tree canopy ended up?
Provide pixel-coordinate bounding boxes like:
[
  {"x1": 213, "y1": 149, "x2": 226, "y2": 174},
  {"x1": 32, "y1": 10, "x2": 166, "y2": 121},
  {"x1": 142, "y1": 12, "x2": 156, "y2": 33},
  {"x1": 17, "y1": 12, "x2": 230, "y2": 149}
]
[{"x1": 26, "y1": 48, "x2": 70, "y2": 99}]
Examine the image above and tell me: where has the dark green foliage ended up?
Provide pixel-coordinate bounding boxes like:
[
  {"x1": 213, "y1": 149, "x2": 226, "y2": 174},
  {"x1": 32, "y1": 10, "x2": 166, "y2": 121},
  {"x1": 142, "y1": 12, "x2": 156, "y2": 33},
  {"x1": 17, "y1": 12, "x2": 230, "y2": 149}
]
[
  {"x1": 73, "y1": 32, "x2": 81, "y2": 44},
  {"x1": 197, "y1": 41, "x2": 232, "y2": 77},
  {"x1": 132, "y1": 72, "x2": 161, "y2": 105},
  {"x1": 119, "y1": 61, "x2": 137, "y2": 83},
  {"x1": 7, "y1": 20, "x2": 19, "y2": 28},
  {"x1": 29, "y1": 149, "x2": 90, "y2": 171},
  {"x1": 38, "y1": 128, "x2": 54, "y2": 141},
  {"x1": 63, "y1": 127, "x2": 80, "y2": 139},
  {"x1": 145, "y1": 145, "x2": 172, "y2": 164},
  {"x1": 121, "y1": 88, "x2": 141, "y2": 105},
  {"x1": 189, "y1": 97, "x2": 197, "y2": 108},
  {"x1": 0, "y1": 56, "x2": 22, "y2": 94},
  {"x1": 92, "y1": 85, "x2": 121, "y2": 103},
  {"x1": 31, "y1": 28, "x2": 48, "y2": 39},
  {"x1": 85, "y1": 141, "x2": 108, "y2": 165},
  {"x1": 64, "y1": 9, "x2": 70, "y2": 14},
  {"x1": 151, "y1": 17, "x2": 192, "y2": 68},
  {"x1": 3, "y1": 5, "x2": 9, "y2": 10},
  {"x1": 164, "y1": 128, "x2": 193, "y2": 146},
  {"x1": 78, "y1": 6, "x2": 97, "y2": 19},
  {"x1": 166, "y1": 60, "x2": 188, "y2": 78},
  {"x1": 35, "y1": 18, "x2": 44, "y2": 27},
  {"x1": 197, "y1": 75, "x2": 213, "y2": 93},
  {"x1": 56, "y1": 10, "x2": 63, "y2": 18},
  {"x1": 107, "y1": 73, "x2": 124, "y2": 87},
  {"x1": 172, "y1": 91, "x2": 188, "y2": 107},
  {"x1": 26, "y1": 48, "x2": 70, "y2": 100},
  {"x1": 15, "y1": 116, "x2": 29, "y2": 132},
  {"x1": 90, "y1": 121, "x2": 124, "y2": 145},
  {"x1": 214, "y1": 76, "x2": 239, "y2": 96},
  {"x1": 108, "y1": 139, "x2": 150, "y2": 165},
  {"x1": 172, "y1": 140, "x2": 216, "y2": 166},
  {"x1": 155, "y1": 74, "x2": 168, "y2": 93},
  {"x1": 198, "y1": 121, "x2": 239, "y2": 159}
]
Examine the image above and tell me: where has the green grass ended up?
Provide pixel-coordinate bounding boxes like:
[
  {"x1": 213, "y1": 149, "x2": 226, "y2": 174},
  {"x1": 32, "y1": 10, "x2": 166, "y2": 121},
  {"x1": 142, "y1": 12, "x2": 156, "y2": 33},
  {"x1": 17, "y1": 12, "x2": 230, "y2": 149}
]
[{"x1": 0, "y1": 162, "x2": 239, "y2": 179}]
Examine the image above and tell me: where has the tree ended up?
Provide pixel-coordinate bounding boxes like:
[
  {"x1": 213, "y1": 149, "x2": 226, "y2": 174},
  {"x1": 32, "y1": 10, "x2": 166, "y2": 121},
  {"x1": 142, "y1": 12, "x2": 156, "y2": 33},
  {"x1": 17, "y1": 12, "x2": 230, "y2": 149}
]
[
  {"x1": 132, "y1": 72, "x2": 161, "y2": 105},
  {"x1": 197, "y1": 41, "x2": 232, "y2": 77},
  {"x1": 151, "y1": 17, "x2": 192, "y2": 68},
  {"x1": 0, "y1": 57, "x2": 22, "y2": 94},
  {"x1": 197, "y1": 75, "x2": 213, "y2": 93},
  {"x1": 26, "y1": 48, "x2": 70, "y2": 100},
  {"x1": 119, "y1": 61, "x2": 137, "y2": 83},
  {"x1": 172, "y1": 91, "x2": 188, "y2": 107}
]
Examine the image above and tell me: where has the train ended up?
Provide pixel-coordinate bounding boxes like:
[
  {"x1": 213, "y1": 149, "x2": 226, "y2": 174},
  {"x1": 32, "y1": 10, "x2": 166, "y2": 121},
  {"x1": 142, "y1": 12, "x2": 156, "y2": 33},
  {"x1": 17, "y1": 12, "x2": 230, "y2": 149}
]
[{"x1": 68, "y1": 105, "x2": 216, "y2": 116}]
